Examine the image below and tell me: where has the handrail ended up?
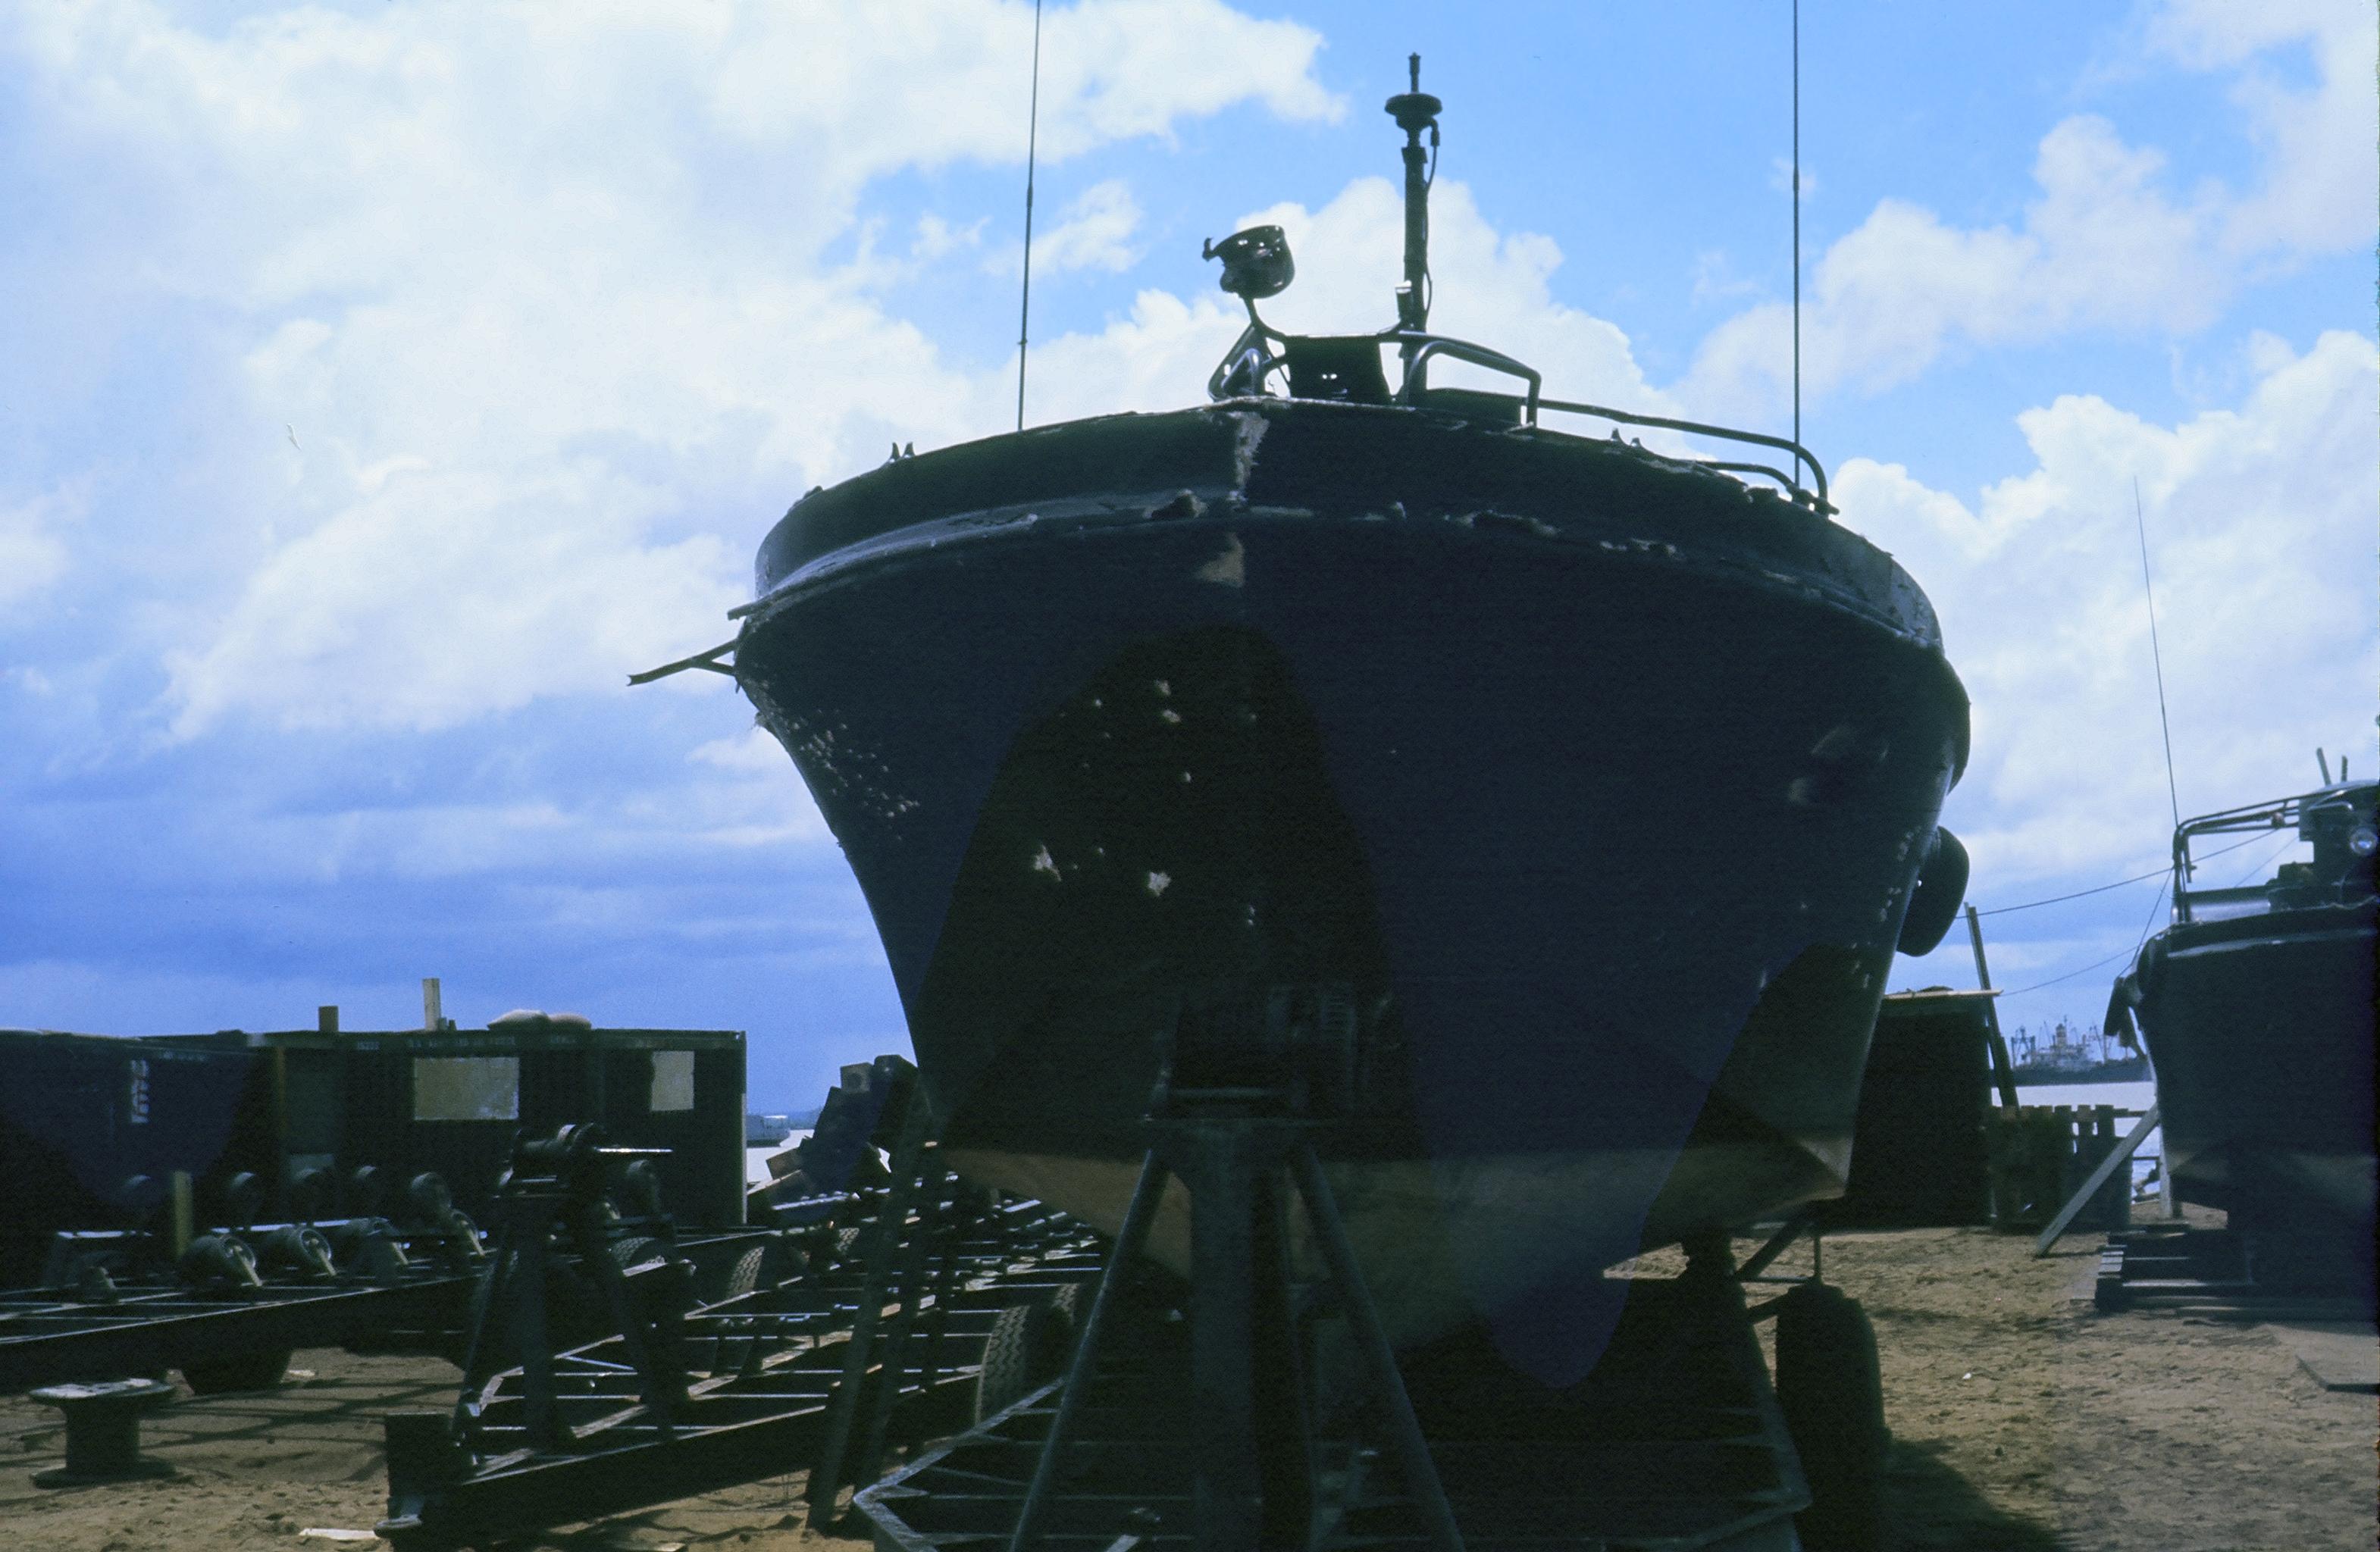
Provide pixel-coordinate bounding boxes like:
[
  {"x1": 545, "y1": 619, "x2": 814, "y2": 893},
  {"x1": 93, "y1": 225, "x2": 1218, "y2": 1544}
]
[
  {"x1": 1533, "y1": 395, "x2": 1829, "y2": 508},
  {"x1": 1200, "y1": 324, "x2": 1831, "y2": 510},
  {"x1": 1394, "y1": 335, "x2": 1541, "y2": 424}
]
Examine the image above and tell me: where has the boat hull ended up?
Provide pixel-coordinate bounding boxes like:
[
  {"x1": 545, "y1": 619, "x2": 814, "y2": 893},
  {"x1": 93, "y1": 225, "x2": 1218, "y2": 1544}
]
[
  {"x1": 734, "y1": 402, "x2": 1967, "y2": 1378},
  {"x1": 2135, "y1": 900, "x2": 2378, "y2": 1244}
]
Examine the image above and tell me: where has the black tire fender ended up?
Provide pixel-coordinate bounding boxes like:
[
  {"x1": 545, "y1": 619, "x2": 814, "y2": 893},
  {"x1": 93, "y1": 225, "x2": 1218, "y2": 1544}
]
[{"x1": 1896, "y1": 827, "x2": 1969, "y2": 956}]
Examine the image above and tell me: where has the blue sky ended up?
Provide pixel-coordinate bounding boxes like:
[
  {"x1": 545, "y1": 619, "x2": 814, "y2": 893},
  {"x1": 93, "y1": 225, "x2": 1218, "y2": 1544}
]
[{"x1": 2, "y1": 1, "x2": 2372, "y2": 1107}]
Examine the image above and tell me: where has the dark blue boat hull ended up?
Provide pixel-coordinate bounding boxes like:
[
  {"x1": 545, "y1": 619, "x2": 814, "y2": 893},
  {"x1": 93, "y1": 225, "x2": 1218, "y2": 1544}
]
[{"x1": 734, "y1": 402, "x2": 1967, "y2": 1377}]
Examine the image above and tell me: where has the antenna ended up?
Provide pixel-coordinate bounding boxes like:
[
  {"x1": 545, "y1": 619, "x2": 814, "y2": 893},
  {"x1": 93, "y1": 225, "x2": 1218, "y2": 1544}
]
[
  {"x1": 2134, "y1": 476, "x2": 2183, "y2": 847},
  {"x1": 2318, "y1": 746, "x2": 2331, "y2": 784},
  {"x1": 1015, "y1": 0, "x2": 1045, "y2": 433},
  {"x1": 1791, "y1": 0, "x2": 1802, "y2": 449}
]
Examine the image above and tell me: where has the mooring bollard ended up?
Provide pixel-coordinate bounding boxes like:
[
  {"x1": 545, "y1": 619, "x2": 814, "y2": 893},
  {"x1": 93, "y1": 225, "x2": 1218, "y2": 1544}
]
[{"x1": 28, "y1": 1378, "x2": 178, "y2": 1486}]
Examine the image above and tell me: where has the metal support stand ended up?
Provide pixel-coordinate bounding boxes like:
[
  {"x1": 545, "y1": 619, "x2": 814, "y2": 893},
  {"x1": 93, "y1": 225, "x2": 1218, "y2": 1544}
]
[
  {"x1": 449, "y1": 1125, "x2": 690, "y2": 1451},
  {"x1": 806, "y1": 1081, "x2": 940, "y2": 1529},
  {"x1": 1007, "y1": 1001, "x2": 1464, "y2": 1552}
]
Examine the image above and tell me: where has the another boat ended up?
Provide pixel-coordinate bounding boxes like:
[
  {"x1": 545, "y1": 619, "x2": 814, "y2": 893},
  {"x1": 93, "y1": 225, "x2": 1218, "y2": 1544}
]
[
  {"x1": 2106, "y1": 778, "x2": 2378, "y2": 1265},
  {"x1": 716, "y1": 64, "x2": 1973, "y2": 1381}
]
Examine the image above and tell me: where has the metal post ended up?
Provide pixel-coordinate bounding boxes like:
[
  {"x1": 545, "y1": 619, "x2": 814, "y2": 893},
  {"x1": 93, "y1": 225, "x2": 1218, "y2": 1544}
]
[
  {"x1": 1010, "y1": 1150, "x2": 1170, "y2": 1552},
  {"x1": 1965, "y1": 905, "x2": 2021, "y2": 1108},
  {"x1": 806, "y1": 1093, "x2": 936, "y2": 1529},
  {"x1": 1183, "y1": 1125, "x2": 1261, "y2": 1552},
  {"x1": 850, "y1": 1147, "x2": 953, "y2": 1493},
  {"x1": 1289, "y1": 1147, "x2": 1465, "y2": 1552},
  {"x1": 1385, "y1": 55, "x2": 1439, "y2": 340}
]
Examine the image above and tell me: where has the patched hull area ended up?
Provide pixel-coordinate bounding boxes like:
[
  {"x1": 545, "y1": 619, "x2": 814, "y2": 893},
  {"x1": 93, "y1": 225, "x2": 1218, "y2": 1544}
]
[{"x1": 734, "y1": 402, "x2": 1966, "y2": 1376}]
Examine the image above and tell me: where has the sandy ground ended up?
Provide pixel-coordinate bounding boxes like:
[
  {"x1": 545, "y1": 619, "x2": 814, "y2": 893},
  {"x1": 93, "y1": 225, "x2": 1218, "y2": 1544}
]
[
  {"x1": 0, "y1": 1223, "x2": 2369, "y2": 1550},
  {"x1": 1748, "y1": 1219, "x2": 2377, "y2": 1552}
]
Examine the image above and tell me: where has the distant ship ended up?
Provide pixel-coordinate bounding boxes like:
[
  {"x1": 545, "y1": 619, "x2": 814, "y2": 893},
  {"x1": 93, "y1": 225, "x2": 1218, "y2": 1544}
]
[
  {"x1": 2009, "y1": 1021, "x2": 2150, "y2": 1085},
  {"x1": 713, "y1": 63, "x2": 1974, "y2": 1381},
  {"x1": 2106, "y1": 777, "x2": 2376, "y2": 1267}
]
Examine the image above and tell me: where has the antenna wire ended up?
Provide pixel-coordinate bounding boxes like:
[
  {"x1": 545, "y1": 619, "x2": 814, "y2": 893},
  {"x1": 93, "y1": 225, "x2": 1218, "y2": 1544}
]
[
  {"x1": 1016, "y1": 0, "x2": 1044, "y2": 433},
  {"x1": 1792, "y1": 0, "x2": 1801, "y2": 449},
  {"x1": 2134, "y1": 475, "x2": 2184, "y2": 844}
]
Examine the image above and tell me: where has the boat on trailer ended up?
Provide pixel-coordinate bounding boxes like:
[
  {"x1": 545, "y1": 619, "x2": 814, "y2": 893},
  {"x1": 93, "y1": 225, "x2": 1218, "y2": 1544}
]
[{"x1": 714, "y1": 62, "x2": 1971, "y2": 1385}]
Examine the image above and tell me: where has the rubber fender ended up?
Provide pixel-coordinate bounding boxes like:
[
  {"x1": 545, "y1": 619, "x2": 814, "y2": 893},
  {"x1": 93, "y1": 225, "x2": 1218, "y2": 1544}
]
[
  {"x1": 2102, "y1": 975, "x2": 2141, "y2": 1051},
  {"x1": 2131, "y1": 934, "x2": 2169, "y2": 1000},
  {"x1": 1896, "y1": 826, "x2": 1969, "y2": 956}
]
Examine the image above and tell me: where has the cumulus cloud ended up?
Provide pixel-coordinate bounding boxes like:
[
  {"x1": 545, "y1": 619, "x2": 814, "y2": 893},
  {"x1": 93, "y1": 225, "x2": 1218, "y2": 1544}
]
[
  {"x1": 1841, "y1": 329, "x2": 2378, "y2": 890},
  {"x1": 1683, "y1": 2, "x2": 2376, "y2": 418},
  {"x1": 2147, "y1": 0, "x2": 2378, "y2": 255},
  {"x1": 990, "y1": 178, "x2": 1145, "y2": 277},
  {"x1": 1010, "y1": 175, "x2": 1671, "y2": 432},
  {"x1": 0, "y1": 0, "x2": 1339, "y2": 737},
  {"x1": 0, "y1": 487, "x2": 75, "y2": 609}
]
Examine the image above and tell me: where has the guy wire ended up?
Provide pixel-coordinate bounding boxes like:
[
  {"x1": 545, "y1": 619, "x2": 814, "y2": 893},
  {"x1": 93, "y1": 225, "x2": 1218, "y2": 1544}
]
[
  {"x1": 1016, "y1": 0, "x2": 1044, "y2": 433},
  {"x1": 2134, "y1": 475, "x2": 2184, "y2": 847}
]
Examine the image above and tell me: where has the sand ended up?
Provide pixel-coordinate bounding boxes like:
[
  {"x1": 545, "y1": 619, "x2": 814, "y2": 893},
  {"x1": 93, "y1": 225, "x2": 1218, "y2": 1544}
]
[{"x1": 0, "y1": 1222, "x2": 2369, "y2": 1550}]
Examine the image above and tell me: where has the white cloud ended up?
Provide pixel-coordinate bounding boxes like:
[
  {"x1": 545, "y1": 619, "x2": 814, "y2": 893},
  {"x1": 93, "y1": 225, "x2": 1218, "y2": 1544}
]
[
  {"x1": 162, "y1": 465, "x2": 741, "y2": 734},
  {"x1": 2148, "y1": 0, "x2": 2378, "y2": 255},
  {"x1": 0, "y1": 487, "x2": 75, "y2": 609},
  {"x1": 1032, "y1": 179, "x2": 1144, "y2": 274},
  {"x1": 2, "y1": 0, "x2": 1339, "y2": 736},
  {"x1": 1683, "y1": 3, "x2": 2376, "y2": 418},
  {"x1": 1840, "y1": 329, "x2": 2378, "y2": 887},
  {"x1": 1022, "y1": 176, "x2": 1672, "y2": 421}
]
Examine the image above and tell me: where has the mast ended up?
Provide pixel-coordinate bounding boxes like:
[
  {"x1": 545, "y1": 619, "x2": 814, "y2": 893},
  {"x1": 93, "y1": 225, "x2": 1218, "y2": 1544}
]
[{"x1": 1385, "y1": 53, "x2": 1441, "y2": 336}]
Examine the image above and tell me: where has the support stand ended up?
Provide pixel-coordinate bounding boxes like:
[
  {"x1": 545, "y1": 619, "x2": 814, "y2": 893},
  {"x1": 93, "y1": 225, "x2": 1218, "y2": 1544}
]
[
  {"x1": 1007, "y1": 990, "x2": 1464, "y2": 1552},
  {"x1": 449, "y1": 1125, "x2": 691, "y2": 1452},
  {"x1": 805, "y1": 1082, "x2": 947, "y2": 1529}
]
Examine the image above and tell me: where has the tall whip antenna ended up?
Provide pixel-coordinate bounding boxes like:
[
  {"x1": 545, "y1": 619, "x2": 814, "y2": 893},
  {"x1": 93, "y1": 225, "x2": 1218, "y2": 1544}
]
[
  {"x1": 1791, "y1": 0, "x2": 1802, "y2": 449},
  {"x1": 1015, "y1": 0, "x2": 1044, "y2": 433},
  {"x1": 2134, "y1": 475, "x2": 2184, "y2": 844}
]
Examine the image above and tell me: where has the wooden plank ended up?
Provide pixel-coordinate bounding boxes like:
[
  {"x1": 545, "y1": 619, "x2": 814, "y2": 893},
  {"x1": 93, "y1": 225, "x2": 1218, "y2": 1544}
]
[{"x1": 2034, "y1": 1104, "x2": 2159, "y2": 1256}]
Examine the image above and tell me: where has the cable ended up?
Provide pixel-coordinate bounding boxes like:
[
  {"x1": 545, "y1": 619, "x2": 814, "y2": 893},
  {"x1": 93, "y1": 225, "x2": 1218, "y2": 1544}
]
[
  {"x1": 1971, "y1": 832, "x2": 2272, "y2": 917},
  {"x1": 2002, "y1": 871, "x2": 2170, "y2": 998},
  {"x1": 2222, "y1": 832, "x2": 2299, "y2": 888},
  {"x1": 1973, "y1": 865, "x2": 2169, "y2": 916},
  {"x1": 2000, "y1": 943, "x2": 2142, "y2": 999},
  {"x1": 1987, "y1": 829, "x2": 2300, "y2": 1000}
]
